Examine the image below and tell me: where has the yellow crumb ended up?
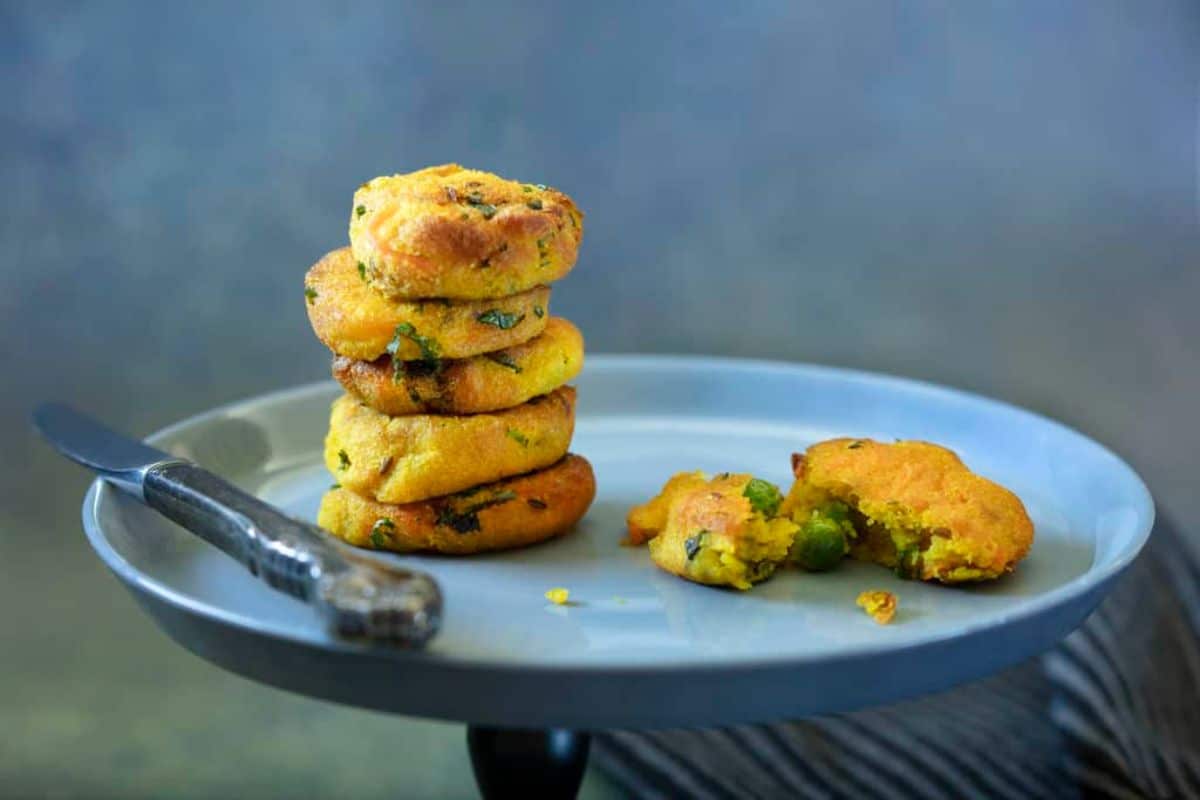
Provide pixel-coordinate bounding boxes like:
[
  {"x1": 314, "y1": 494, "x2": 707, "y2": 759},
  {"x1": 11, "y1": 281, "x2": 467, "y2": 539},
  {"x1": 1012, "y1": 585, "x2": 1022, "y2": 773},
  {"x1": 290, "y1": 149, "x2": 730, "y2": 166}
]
[
  {"x1": 856, "y1": 590, "x2": 897, "y2": 625},
  {"x1": 544, "y1": 588, "x2": 570, "y2": 605}
]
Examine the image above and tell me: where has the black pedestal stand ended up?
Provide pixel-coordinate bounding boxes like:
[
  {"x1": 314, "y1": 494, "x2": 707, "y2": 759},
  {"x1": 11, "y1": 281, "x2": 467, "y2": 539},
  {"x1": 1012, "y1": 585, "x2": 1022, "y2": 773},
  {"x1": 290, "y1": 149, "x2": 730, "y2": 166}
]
[{"x1": 467, "y1": 726, "x2": 591, "y2": 799}]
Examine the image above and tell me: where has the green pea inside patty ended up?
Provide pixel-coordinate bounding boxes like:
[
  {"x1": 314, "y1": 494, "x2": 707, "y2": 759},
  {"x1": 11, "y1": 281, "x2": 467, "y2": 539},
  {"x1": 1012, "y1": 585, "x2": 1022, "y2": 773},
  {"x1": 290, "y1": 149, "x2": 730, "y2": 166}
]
[{"x1": 792, "y1": 501, "x2": 854, "y2": 572}]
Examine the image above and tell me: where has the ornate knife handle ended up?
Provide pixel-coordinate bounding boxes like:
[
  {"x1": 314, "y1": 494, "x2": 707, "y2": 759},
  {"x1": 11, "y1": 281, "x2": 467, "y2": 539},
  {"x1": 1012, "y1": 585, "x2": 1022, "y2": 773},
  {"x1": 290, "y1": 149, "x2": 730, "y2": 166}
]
[{"x1": 143, "y1": 461, "x2": 441, "y2": 646}]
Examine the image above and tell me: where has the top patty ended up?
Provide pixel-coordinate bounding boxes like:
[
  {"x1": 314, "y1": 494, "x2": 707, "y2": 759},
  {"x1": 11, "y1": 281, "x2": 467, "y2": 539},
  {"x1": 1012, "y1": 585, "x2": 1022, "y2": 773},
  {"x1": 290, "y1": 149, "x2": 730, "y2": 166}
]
[{"x1": 349, "y1": 164, "x2": 583, "y2": 300}]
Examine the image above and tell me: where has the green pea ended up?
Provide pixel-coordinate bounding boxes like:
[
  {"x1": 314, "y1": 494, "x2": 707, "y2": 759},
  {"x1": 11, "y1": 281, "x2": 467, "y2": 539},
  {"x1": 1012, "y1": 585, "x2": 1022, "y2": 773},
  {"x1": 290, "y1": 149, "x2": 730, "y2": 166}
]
[{"x1": 792, "y1": 512, "x2": 849, "y2": 572}]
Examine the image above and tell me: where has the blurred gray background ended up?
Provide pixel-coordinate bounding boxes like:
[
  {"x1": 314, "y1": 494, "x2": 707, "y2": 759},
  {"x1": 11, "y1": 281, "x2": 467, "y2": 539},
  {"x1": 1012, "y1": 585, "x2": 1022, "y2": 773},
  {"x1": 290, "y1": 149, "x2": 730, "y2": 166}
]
[{"x1": 3, "y1": 1, "x2": 1198, "y2": 797}]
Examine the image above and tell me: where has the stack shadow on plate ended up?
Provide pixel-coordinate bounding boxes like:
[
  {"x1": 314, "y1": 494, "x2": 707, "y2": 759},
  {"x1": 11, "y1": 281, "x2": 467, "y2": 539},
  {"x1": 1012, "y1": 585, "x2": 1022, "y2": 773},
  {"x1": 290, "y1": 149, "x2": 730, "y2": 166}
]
[{"x1": 303, "y1": 165, "x2": 595, "y2": 554}]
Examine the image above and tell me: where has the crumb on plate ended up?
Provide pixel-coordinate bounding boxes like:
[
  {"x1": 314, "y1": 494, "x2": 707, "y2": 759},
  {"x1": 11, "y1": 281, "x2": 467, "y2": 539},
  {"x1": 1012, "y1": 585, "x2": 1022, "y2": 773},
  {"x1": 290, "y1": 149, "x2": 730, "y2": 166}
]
[
  {"x1": 856, "y1": 590, "x2": 897, "y2": 625},
  {"x1": 545, "y1": 587, "x2": 570, "y2": 605}
]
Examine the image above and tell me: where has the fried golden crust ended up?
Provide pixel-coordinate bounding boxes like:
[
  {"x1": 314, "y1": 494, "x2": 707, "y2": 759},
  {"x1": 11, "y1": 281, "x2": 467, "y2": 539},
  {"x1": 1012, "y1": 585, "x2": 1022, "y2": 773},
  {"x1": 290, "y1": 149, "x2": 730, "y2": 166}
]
[
  {"x1": 333, "y1": 317, "x2": 584, "y2": 416},
  {"x1": 349, "y1": 165, "x2": 583, "y2": 300},
  {"x1": 318, "y1": 454, "x2": 596, "y2": 554},
  {"x1": 624, "y1": 470, "x2": 708, "y2": 545},
  {"x1": 643, "y1": 473, "x2": 797, "y2": 590},
  {"x1": 782, "y1": 438, "x2": 1034, "y2": 582},
  {"x1": 325, "y1": 387, "x2": 576, "y2": 504},
  {"x1": 305, "y1": 248, "x2": 549, "y2": 360}
]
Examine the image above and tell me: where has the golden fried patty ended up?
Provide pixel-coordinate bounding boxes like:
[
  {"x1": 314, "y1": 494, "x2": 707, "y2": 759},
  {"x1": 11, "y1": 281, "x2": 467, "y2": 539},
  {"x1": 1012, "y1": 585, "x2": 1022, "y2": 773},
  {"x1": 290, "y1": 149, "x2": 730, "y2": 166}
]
[
  {"x1": 325, "y1": 386, "x2": 576, "y2": 504},
  {"x1": 305, "y1": 248, "x2": 549, "y2": 360},
  {"x1": 333, "y1": 317, "x2": 584, "y2": 416},
  {"x1": 632, "y1": 472, "x2": 798, "y2": 590},
  {"x1": 318, "y1": 454, "x2": 595, "y2": 554},
  {"x1": 782, "y1": 438, "x2": 1034, "y2": 582},
  {"x1": 349, "y1": 164, "x2": 583, "y2": 300}
]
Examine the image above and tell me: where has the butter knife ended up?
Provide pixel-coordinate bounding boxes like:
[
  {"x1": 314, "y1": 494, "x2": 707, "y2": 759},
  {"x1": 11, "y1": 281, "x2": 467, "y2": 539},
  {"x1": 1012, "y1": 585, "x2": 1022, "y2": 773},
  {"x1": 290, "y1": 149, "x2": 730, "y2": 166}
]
[{"x1": 33, "y1": 403, "x2": 442, "y2": 647}]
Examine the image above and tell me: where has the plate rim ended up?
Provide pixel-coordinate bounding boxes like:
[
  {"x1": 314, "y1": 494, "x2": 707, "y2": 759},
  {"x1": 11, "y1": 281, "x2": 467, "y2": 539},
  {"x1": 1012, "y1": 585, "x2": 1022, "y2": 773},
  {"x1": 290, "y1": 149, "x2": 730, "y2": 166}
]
[{"x1": 82, "y1": 353, "x2": 1156, "y2": 675}]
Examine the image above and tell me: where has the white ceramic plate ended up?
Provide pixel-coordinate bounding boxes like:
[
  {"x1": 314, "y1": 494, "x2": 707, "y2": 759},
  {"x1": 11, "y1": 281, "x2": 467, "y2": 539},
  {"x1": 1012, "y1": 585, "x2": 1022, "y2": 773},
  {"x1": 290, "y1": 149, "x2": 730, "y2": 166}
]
[{"x1": 83, "y1": 356, "x2": 1153, "y2": 729}]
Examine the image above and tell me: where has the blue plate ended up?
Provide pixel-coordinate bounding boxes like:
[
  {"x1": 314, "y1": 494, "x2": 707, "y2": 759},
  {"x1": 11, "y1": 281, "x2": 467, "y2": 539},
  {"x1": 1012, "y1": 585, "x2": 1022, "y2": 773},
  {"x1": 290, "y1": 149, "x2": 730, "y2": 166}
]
[{"x1": 83, "y1": 356, "x2": 1154, "y2": 729}]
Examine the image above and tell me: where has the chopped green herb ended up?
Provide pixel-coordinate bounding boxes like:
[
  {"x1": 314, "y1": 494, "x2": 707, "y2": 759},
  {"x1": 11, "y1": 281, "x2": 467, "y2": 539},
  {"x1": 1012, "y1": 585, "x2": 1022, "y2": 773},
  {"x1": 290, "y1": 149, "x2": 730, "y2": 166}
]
[
  {"x1": 716, "y1": 472, "x2": 731, "y2": 480},
  {"x1": 848, "y1": 440, "x2": 864, "y2": 450},
  {"x1": 329, "y1": 482, "x2": 341, "y2": 490},
  {"x1": 485, "y1": 352, "x2": 523, "y2": 373},
  {"x1": 407, "y1": 387, "x2": 423, "y2": 405},
  {"x1": 460, "y1": 212, "x2": 469, "y2": 220},
  {"x1": 378, "y1": 455, "x2": 393, "y2": 475},
  {"x1": 369, "y1": 518, "x2": 396, "y2": 548},
  {"x1": 476, "y1": 309, "x2": 525, "y2": 330},
  {"x1": 337, "y1": 449, "x2": 351, "y2": 470},
  {"x1": 684, "y1": 530, "x2": 710, "y2": 560},
  {"x1": 527, "y1": 199, "x2": 543, "y2": 210},
  {"x1": 523, "y1": 185, "x2": 533, "y2": 192},
  {"x1": 527, "y1": 498, "x2": 548, "y2": 510},
  {"x1": 355, "y1": 205, "x2": 366, "y2": 218},
  {"x1": 742, "y1": 478, "x2": 783, "y2": 517},
  {"x1": 463, "y1": 191, "x2": 498, "y2": 219},
  {"x1": 387, "y1": 322, "x2": 441, "y2": 367},
  {"x1": 533, "y1": 305, "x2": 545, "y2": 319},
  {"x1": 357, "y1": 261, "x2": 368, "y2": 281},
  {"x1": 507, "y1": 428, "x2": 529, "y2": 447},
  {"x1": 304, "y1": 287, "x2": 318, "y2": 304},
  {"x1": 536, "y1": 236, "x2": 552, "y2": 267},
  {"x1": 435, "y1": 490, "x2": 518, "y2": 534}
]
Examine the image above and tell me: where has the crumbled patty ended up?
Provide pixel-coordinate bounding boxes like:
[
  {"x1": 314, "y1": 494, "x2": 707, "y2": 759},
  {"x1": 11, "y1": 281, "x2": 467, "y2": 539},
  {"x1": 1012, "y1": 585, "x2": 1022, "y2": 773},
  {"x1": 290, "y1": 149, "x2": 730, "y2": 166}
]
[
  {"x1": 782, "y1": 438, "x2": 1034, "y2": 582},
  {"x1": 857, "y1": 590, "x2": 897, "y2": 624},
  {"x1": 629, "y1": 472, "x2": 797, "y2": 590}
]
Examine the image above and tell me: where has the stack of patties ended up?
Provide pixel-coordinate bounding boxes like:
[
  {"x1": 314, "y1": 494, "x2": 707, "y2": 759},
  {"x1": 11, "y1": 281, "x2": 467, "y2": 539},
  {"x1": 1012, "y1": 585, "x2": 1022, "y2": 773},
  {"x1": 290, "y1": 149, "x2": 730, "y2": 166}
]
[{"x1": 304, "y1": 164, "x2": 595, "y2": 554}]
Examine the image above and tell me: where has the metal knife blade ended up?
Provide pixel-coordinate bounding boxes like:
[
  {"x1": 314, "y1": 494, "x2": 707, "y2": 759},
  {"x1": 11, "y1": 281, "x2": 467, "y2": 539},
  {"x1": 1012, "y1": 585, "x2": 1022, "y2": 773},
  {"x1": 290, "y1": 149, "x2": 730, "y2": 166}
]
[
  {"x1": 33, "y1": 403, "x2": 180, "y2": 496},
  {"x1": 33, "y1": 403, "x2": 442, "y2": 647}
]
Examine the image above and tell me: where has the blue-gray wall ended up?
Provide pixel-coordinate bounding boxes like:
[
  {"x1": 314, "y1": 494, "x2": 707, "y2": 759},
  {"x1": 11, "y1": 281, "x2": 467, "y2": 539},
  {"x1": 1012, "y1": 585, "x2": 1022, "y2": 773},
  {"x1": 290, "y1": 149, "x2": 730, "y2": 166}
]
[{"x1": 3, "y1": 2, "x2": 1197, "y2": 796}]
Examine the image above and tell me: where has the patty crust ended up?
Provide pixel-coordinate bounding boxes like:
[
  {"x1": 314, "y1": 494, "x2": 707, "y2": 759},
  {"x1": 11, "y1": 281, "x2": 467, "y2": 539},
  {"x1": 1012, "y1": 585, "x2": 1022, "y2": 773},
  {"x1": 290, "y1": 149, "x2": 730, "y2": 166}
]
[
  {"x1": 624, "y1": 470, "x2": 708, "y2": 545},
  {"x1": 349, "y1": 164, "x2": 583, "y2": 300},
  {"x1": 305, "y1": 247, "x2": 549, "y2": 360},
  {"x1": 318, "y1": 454, "x2": 596, "y2": 554},
  {"x1": 333, "y1": 317, "x2": 584, "y2": 415},
  {"x1": 782, "y1": 438, "x2": 1034, "y2": 582},
  {"x1": 324, "y1": 386, "x2": 576, "y2": 504}
]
